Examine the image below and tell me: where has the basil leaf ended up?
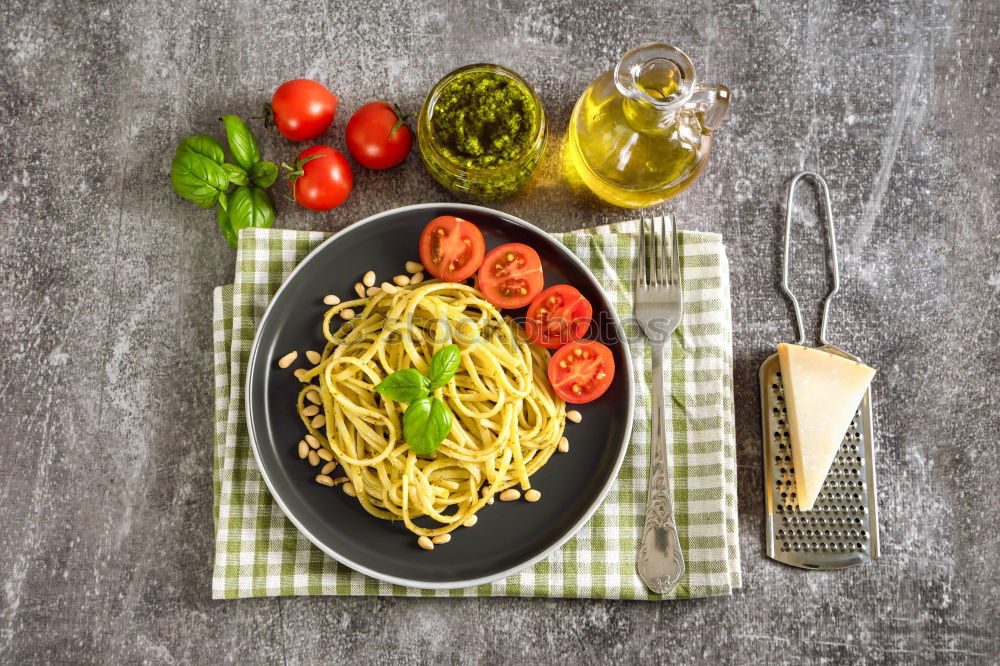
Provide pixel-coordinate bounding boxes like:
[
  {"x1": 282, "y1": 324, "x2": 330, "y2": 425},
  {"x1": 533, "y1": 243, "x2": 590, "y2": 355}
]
[
  {"x1": 216, "y1": 204, "x2": 237, "y2": 248},
  {"x1": 227, "y1": 186, "x2": 275, "y2": 233},
  {"x1": 375, "y1": 368, "x2": 431, "y2": 403},
  {"x1": 427, "y1": 344, "x2": 461, "y2": 390},
  {"x1": 219, "y1": 115, "x2": 260, "y2": 170},
  {"x1": 222, "y1": 163, "x2": 248, "y2": 187},
  {"x1": 403, "y1": 397, "x2": 452, "y2": 455},
  {"x1": 250, "y1": 160, "x2": 278, "y2": 188},
  {"x1": 177, "y1": 134, "x2": 224, "y2": 164},
  {"x1": 170, "y1": 148, "x2": 227, "y2": 208}
]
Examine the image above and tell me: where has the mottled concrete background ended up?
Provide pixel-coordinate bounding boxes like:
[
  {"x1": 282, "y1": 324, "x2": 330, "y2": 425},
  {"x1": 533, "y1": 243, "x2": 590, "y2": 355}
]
[{"x1": 1, "y1": 0, "x2": 997, "y2": 663}]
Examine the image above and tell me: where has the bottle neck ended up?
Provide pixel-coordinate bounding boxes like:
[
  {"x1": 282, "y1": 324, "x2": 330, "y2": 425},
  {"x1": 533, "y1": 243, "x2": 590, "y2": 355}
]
[{"x1": 614, "y1": 44, "x2": 696, "y2": 131}]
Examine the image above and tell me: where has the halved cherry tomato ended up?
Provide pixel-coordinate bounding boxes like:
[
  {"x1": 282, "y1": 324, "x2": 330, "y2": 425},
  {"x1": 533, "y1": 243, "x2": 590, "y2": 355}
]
[
  {"x1": 478, "y1": 243, "x2": 544, "y2": 309},
  {"x1": 547, "y1": 340, "x2": 615, "y2": 404},
  {"x1": 419, "y1": 216, "x2": 486, "y2": 281},
  {"x1": 525, "y1": 285, "x2": 593, "y2": 349}
]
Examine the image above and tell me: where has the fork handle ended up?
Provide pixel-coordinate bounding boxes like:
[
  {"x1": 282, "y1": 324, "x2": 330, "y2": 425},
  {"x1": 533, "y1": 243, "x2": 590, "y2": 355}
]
[{"x1": 636, "y1": 340, "x2": 685, "y2": 594}]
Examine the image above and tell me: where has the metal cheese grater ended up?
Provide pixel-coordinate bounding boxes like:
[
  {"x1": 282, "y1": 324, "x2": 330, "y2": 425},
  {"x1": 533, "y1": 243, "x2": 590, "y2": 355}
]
[{"x1": 760, "y1": 171, "x2": 880, "y2": 570}]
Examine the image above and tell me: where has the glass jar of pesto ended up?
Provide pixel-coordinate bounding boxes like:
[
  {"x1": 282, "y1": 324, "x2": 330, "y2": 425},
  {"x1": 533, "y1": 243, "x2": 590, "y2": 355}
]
[{"x1": 418, "y1": 64, "x2": 547, "y2": 202}]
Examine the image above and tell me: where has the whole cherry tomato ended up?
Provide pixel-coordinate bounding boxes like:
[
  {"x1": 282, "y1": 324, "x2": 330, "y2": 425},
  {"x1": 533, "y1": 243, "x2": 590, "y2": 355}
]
[
  {"x1": 270, "y1": 79, "x2": 338, "y2": 141},
  {"x1": 345, "y1": 101, "x2": 413, "y2": 169},
  {"x1": 285, "y1": 145, "x2": 353, "y2": 211}
]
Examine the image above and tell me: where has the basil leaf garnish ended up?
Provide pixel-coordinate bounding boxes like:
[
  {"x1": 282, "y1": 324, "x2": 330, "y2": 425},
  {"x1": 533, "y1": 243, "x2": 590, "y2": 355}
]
[
  {"x1": 227, "y1": 186, "x2": 275, "y2": 233},
  {"x1": 250, "y1": 160, "x2": 278, "y2": 188},
  {"x1": 170, "y1": 147, "x2": 228, "y2": 208},
  {"x1": 219, "y1": 115, "x2": 260, "y2": 170},
  {"x1": 216, "y1": 204, "x2": 237, "y2": 249},
  {"x1": 427, "y1": 344, "x2": 461, "y2": 390},
  {"x1": 222, "y1": 163, "x2": 249, "y2": 187},
  {"x1": 402, "y1": 397, "x2": 452, "y2": 455},
  {"x1": 177, "y1": 134, "x2": 224, "y2": 164},
  {"x1": 375, "y1": 368, "x2": 430, "y2": 404}
]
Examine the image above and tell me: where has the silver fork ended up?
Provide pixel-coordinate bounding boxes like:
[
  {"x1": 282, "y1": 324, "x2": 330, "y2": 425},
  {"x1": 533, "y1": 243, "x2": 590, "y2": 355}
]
[{"x1": 633, "y1": 214, "x2": 685, "y2": 594}]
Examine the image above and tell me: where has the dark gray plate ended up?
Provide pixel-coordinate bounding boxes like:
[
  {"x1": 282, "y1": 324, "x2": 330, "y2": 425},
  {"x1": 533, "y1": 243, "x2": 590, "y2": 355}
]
[{"x1": 246, "y1": 203, "x2": 633, "y2": 589}]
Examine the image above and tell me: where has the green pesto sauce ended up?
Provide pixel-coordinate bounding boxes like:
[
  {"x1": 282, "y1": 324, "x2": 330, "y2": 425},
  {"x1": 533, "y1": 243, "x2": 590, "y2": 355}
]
[{"x1": 431, "y1": 70, "x2": 539, "y2": 170}]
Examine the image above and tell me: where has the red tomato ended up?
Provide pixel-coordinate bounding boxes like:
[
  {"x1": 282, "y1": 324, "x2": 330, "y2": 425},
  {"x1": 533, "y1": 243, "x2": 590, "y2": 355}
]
[
  {"x1": 525, "y1": 285, "x2": 593, "y2": 349},
  {"x1": 419, "y1": 216, "x2": 486, "y2": 281},
  {"x1": 287, "y1": 145, "x2": 352, "y2": 211},
  {"x1": 346, "y1": 101, "x2": 413, "y2": 169},
  {"x1": 270, "y1": 79, "x2": 338, "y2": 141},
  {"x1": 547, "y1": 340, "x2": 615, "y2": 404},
  {"x1": 477, "y1": 243, "x2": 544, "y2": 309}
]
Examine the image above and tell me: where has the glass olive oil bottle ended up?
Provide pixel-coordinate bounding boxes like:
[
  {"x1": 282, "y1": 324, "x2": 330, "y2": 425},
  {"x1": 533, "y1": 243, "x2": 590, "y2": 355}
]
[{"x1": 567, "y1": 44, "x2": 731, "y2": 208}]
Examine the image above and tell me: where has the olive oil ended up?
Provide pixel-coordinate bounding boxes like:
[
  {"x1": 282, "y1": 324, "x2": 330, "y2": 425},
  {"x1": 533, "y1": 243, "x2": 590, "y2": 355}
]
[{"x1": 567, "y1": 44, "x2": 730, "y2": 208}]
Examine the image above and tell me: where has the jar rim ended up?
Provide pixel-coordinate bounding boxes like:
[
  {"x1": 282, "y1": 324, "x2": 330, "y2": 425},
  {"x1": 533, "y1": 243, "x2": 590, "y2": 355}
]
[{"x1": 419, "y1": 63, "x2": 547, "y2": 178}]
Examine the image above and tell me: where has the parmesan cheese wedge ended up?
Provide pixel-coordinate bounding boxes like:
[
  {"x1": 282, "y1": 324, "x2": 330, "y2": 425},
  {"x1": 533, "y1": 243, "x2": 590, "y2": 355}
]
[{"x1": 777, "y1": 344, "x2": 876, "y2": 511}]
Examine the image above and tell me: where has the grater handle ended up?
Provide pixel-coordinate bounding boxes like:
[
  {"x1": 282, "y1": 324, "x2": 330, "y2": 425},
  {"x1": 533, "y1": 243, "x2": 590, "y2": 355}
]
[{"x1": 782, "y1": 171, "x2": 840, "y2": 346}]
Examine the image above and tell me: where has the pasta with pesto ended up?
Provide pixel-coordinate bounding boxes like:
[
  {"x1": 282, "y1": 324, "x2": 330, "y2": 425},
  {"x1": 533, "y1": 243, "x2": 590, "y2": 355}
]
[{"x1": 294, "y1": 279, "x2": 566, "y2": 543}]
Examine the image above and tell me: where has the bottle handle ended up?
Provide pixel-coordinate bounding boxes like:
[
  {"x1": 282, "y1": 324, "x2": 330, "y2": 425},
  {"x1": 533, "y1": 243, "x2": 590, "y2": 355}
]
[{"x1": 686, "y1": 83, "x2": 732, "y2": 132}]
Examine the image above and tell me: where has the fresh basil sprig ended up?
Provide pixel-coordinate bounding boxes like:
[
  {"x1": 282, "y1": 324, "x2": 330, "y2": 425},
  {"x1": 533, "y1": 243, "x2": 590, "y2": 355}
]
[
  {"x1": 219, "y1": 115, "x2": 261, "y2": 170},
  {"x1": 228, "y1": 186, "x2": 275, "y2": 233},
  {"x1": 403, "y1": 398, "x2": 453, "y2": 456},
  {"x1": 375, "y1": 345, "x2": 461, "y2": 455},
  {"x1": 427, "y1": 344, "x2": 461, "y2": 390},
  {"x1": 170, "y1": 115, "x2": 278, "y2": 248},
  {"x1": 222, "y1": 163, "x2": 249, "y2": 187},
  {"x1": 170, "y1": 139, "x2": 228, "y2": 208}
]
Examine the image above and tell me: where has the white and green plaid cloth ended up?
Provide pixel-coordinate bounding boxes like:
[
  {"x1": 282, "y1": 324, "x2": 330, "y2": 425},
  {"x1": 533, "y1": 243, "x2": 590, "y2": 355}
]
[{"x1": 213, "y1": 221, "x2": 740, "y2": 599}]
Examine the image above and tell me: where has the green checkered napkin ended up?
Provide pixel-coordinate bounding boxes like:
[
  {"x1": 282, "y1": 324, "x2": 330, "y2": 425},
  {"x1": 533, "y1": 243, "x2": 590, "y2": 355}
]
[{"x1": 213, "y1": 221, "x2": 740, "y2": 599}]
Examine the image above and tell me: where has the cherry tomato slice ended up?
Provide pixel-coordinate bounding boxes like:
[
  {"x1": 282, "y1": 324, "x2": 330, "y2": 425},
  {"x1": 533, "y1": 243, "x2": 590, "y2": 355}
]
[
  {"x1": 477, "y1": 243, "x2": 544, "y2": 309},
  {"x1": 525, "y1": 285, "x2": 593, "y2": 349},
  {"x1": 419, "y1": 216, "x2": 486, "y2": 281},
  {"x1": 547, "y1": 340, "x2": 615, "y2": 404}
]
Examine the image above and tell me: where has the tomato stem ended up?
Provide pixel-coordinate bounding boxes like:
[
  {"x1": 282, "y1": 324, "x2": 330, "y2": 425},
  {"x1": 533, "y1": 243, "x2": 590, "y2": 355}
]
[{"x1": 282, "y1": 154, "x2": 324, "y2": 192}]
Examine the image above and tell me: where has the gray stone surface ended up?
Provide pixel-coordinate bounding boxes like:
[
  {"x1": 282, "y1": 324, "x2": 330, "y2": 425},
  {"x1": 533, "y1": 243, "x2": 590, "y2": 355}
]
[{"x1": 1, "y1": 0, "x2": 997, "y2": 663}]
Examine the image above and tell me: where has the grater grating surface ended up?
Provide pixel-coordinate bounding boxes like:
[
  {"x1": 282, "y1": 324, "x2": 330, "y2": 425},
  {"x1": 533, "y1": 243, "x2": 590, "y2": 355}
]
[
  {"x1": 761, "y1": 171, "x2": 880, "y2": 570},
  {"x1": 760, "y1": 350, "x2": 879, "y2": 569}
]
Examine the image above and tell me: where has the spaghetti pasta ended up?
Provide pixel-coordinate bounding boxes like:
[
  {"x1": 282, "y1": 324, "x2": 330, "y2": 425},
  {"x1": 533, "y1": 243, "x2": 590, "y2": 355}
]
[{"x1": 294, "y1": 279, "x2": 566, "y2": 542}]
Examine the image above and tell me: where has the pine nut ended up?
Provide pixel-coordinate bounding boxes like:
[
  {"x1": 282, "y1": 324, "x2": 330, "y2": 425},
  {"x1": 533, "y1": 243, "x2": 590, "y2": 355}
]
[
  {"x1": 488, "y1": 497, "x2": 494, "y2": 505},
  {"x1": 381, "y1": 282, "x2": 399, "y2": 294},
  {"x1": 317, "y1": 448, "x2": 333, "y2": 462},
  {"x1": 566, "y1": 410, "x2": 582, "y2": 423},
  {"x1": 524, "y1": 489, "x2": 541, "y2": 503},
  {"x1": 305, "y1": 350, "x2": 321, "y2": 365},
  {"x1": 277, "y1": 351, "x2": 298, "y2": 368},
  {"x1": 463, "y1": 515, "x2": 478, "y2": 527},
  {"x1": 297, "y1": 440, "x2": 309, "y2": 459},
  {"x1": 302, "y1": 404, "x2": 319, "y2": 417},
  {"x1": 316, "y1": 474, "x2": 334, "y2": 486},
  {"x1": 366, "y1": 286, "x2": 382, "y2": 297},
  {"x1": 307, "y1": 450, "x2": 319, "y2": 466},
  {"x1": 305, "y1": 434, "x2": 320, "y2": 449},
  {"x1": 362, "y1": 271, "x2": 376, "y2": 287},
  {"x1": 405, "y1": 261, "x2": 423, "y2": 273},
  {"x1": 499, "y1": 488, "x2": 521, "y2": 502},
  {"x1": 417, "y1": 536, "x2": 434, "y2": 550},
  {"x1": 305, "y1": 390, "x2": 321, "y2": 405},
  {"x1": 409, "y1": 271, "x2": 424, "y2": 285},
  {"x1": 354, "y1": 282, "x2": 366, "y2": 298},
  {"x1": 311, "y1": 414, "x2": 326, "y2": 428},
  {"x1": 320, "y1": 461, "x2": 336, "y2": 475},
  {"x1": 557, "y1": 437, "x2": 569, "y2": 453},
  {"x1": 393, "y1": 274, "x2": 410, "y2": 286},
  {"x1": 432, "y1": 534, "x2": 451, "y2": 545},
  {"x1": 293, "y1": 368, "x2": 308, "y2": 380},
  {"x1": 340, "y1": 308, "x2": 355, "y2": 320},
  {"x1": 343, "y1": 481, "x2": 357, "y2": 497}
]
